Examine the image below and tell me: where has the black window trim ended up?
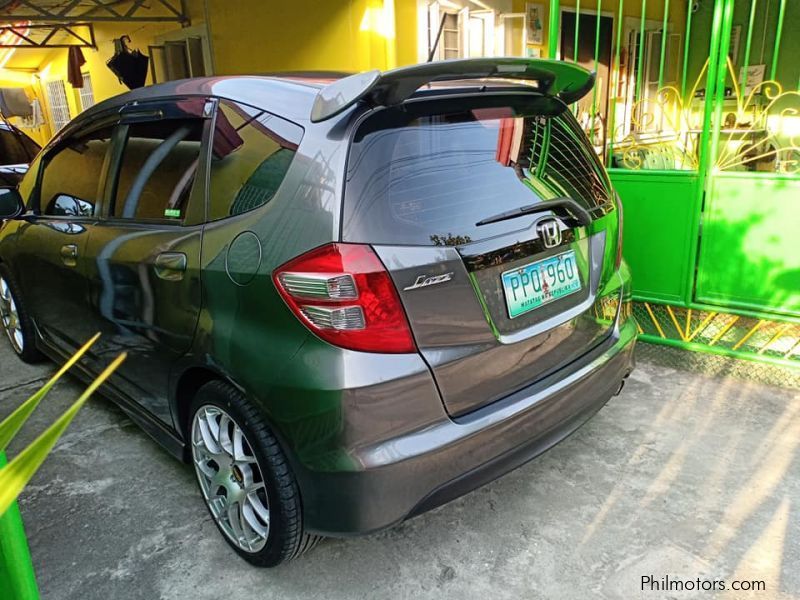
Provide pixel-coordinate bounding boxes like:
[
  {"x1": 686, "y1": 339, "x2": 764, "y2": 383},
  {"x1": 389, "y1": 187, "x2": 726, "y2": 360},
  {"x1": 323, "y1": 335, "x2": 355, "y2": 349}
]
[
  {"x1": 32, "y1": 112, "x2": 120, "y2": 220},
  {"x1": 97, "y1": 97, "x2": 215, "y2": 228},
  {"x1": 203, "y1": 96, "x2": 304, "y2": 224},
  {"x1": 200, "y1": 97, "x2": 219, "y2": 224}
]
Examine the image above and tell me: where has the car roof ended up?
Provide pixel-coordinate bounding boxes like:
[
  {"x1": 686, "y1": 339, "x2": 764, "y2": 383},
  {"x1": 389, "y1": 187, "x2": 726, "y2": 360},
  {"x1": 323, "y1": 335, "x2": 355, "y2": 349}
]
[
  {"x1": 73, "y1": 71, "x2": 554, "y2": 138},
  {"x1": 80, "y1": 74, "x2": 325, "y2": 125}
]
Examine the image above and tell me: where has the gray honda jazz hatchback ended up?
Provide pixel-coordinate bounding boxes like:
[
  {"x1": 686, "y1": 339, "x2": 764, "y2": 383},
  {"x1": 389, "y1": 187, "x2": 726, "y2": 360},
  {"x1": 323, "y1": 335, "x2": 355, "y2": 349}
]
[{"x1": 0, "y1": 58, "x2": 635, "y2": 566}]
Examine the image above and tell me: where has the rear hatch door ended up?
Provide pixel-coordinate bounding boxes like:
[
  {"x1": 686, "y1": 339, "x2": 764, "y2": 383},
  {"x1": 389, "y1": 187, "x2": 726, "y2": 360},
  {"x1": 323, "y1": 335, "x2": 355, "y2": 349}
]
[{"x1": 343, "y1": 87, "x2": 619, "y2": 418}]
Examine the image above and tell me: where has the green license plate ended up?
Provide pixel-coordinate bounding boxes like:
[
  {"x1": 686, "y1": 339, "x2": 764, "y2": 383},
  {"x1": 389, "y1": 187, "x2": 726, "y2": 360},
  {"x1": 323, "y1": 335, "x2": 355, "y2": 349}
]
[{"x1": 501, "y1": 250, "x2": 582, "y2": 319}]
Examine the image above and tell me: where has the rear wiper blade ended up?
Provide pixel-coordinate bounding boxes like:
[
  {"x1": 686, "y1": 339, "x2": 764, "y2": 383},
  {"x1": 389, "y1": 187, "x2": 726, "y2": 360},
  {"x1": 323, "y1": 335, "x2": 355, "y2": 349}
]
[{"x1": 475, "y1": 196, "x2": 592, "y2": 227}]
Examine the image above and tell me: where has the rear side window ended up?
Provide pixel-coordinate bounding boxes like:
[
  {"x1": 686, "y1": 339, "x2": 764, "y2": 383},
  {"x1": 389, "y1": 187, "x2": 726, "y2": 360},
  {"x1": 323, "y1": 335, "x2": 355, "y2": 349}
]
[
  {"x1": 39, "y1": 126, "x2": 114, "y2": 217},
  {"x1": 344, "y1": 101, "x2": 611, "y2": 246},
  {"x1": 207, "y1": 100, "x2": 302, "y2": 221},
  {"x1": 113, "y1": 118, "x2": 204, "y2": 222}
]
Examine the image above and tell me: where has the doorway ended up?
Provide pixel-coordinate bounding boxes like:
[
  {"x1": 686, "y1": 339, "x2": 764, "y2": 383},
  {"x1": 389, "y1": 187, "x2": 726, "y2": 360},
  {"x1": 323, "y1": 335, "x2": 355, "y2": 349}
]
[{"x1": 559, "y1": 10, "x2": 613, "y2": 149}]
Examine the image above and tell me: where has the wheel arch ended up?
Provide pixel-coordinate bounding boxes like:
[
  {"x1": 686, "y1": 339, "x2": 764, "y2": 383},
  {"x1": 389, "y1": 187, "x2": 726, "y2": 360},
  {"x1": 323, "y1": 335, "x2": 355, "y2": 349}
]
[
  {"x1": 171, "y1": 363, "x2": 293, "y2": 467},
  {"x1": 172, "y1": 365, "x2": 231, "y2": 461}
]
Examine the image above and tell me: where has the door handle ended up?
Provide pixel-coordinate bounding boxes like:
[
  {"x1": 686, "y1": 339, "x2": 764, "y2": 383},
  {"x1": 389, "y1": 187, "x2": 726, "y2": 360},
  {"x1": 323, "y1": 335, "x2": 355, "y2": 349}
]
[
  {"x1": 60, "y1": 244, "x2": 78, "y2": 267},
  {"x1": 154, "y1": 252, "x2": 187, "y2": 281}
]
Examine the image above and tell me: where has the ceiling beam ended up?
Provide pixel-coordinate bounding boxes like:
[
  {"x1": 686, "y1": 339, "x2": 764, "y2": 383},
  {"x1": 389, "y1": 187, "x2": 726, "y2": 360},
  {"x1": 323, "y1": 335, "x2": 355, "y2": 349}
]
[
  {"x1": 0, "y1": 23, "x2": 95, "y2": 48},
  {"x1": 0, "y1": 0, "x2": 188, "y2": 24}
]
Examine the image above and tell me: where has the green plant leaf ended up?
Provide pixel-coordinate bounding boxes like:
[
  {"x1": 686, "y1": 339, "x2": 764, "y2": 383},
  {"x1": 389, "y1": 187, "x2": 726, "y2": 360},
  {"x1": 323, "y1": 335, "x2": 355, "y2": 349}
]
[
  {"x1": 0, "y1": 333, "x2": 101, "y2": 452},
  {"x1": 0, "y1": 352, "x2": 126, "y2": 516}
]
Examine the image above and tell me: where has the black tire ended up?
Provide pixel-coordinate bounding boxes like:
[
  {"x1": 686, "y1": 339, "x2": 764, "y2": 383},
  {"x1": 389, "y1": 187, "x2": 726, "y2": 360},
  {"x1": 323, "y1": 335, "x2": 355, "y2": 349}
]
[
  {"x1": 0, "y1": 263, "x2": 44, "y2": 363},
  {"x1": 189, "y1": 380, "x2": 321, "y2": 567}
]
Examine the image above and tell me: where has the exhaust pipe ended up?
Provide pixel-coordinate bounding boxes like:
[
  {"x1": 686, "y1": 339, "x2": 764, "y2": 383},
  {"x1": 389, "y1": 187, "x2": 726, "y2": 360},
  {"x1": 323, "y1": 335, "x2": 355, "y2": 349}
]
[{"x1": 614, "y1": 372, "x2": 631, "y2": 396}]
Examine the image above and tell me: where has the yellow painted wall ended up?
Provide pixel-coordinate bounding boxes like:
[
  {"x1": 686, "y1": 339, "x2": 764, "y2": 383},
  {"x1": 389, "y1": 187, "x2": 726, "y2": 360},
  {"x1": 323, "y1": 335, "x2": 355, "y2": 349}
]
[
  {"x1": 394, "y1": 0, "x2": 418, "y2": 67},
  {"x1": 0, "y1": 0, "x2": 416, "y2": 147},
  {"x1": 33, "y1": 22, "x2": 178, "y2": 141},
  {"x1": 0, "y1": 20, "x2": 188, "y2": 145},
  {"x1": 205, "y1": 0, "x2": 401, "y2": 74},
  {"x1": 0, "y1": 0, "x2": 393, "y2": 145}
]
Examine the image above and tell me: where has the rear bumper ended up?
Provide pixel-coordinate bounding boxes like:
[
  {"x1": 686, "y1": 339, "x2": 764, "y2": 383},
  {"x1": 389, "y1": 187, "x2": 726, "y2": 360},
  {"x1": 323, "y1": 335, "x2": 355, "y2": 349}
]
[{"x1": 299, "y1": 317, "x2": 637, "y2": 536}]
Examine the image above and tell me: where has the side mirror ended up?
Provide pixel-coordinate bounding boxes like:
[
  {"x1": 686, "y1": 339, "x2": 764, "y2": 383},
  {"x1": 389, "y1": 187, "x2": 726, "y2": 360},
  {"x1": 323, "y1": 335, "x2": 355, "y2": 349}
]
[{"x1": 0, "y1": 187, "x2": 24, "y2": 219}]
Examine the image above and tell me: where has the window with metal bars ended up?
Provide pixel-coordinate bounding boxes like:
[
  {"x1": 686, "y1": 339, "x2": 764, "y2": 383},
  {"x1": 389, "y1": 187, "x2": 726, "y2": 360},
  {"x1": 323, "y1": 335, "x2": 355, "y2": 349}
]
[
  {"x1": 45, "y1": 79, "x2": 71, "y2": 133},
  {"x1": 78, "y1": 73, "x2": 95, "y2": 111},
  {"x1": 441, "y1": 13, "x2": 460, "y2": 59}
]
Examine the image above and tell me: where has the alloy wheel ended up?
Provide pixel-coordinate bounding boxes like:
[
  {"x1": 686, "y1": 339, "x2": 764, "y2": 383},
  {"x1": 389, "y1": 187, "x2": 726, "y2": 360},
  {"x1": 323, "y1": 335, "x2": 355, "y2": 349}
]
[
  {"x1": 191, "y1": 405, "x2": 271, "y2": 552},
  {"x1": 0, "y1": 276, "x2": 23, "y2": 354}
]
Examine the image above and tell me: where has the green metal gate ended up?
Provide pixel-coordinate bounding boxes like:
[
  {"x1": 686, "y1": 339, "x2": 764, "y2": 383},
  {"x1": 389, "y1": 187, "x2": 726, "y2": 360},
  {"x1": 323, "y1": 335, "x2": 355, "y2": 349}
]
[{"x1": 545, "y1": 0, "x2": 800, "y2": 376}]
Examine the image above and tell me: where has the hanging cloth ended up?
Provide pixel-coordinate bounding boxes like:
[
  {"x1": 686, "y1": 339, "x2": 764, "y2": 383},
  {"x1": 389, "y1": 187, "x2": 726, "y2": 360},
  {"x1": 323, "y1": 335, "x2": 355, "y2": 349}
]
[
  {"x1": 106, "y1": 36, "x2": 149, "y2": 90},
  {"x1": 67, "y1": 46, "x2": 86, "y2": 88},
  {"x1": 0, "y1": 88, "x2": 32, "y2": 118},
  {"x1": 20, "y1": 98, "x2": 43, "y2": 129}
]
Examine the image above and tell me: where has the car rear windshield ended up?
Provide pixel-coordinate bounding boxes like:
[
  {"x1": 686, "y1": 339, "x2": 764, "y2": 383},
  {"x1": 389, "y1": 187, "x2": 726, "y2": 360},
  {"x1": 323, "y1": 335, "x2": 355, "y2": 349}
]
[{"x1": 343, "y1": 97, "x2": 612, "y2": 246}]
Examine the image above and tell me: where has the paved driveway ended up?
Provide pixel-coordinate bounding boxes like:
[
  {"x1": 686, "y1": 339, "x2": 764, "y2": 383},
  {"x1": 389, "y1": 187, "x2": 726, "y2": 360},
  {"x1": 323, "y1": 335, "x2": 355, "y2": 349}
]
[{"x1": 1, "y1": 341, "x2": 798, "y2": 600}]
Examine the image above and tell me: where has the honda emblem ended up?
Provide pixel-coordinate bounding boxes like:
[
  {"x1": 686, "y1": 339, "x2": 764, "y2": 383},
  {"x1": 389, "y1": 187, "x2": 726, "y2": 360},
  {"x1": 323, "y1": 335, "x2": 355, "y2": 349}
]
[{"x1": 537, "y1": 219, "x2": 562, "y2": 249}]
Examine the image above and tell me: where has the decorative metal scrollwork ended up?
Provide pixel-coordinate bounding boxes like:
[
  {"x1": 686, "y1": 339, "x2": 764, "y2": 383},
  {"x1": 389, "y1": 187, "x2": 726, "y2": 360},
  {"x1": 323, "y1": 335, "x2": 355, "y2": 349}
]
[
  {"x1": 606, "y1": 56, "x2": 800, "y2": 173},
  {"x1": 714, "y1": 58, "x2": 800, "y2": 173}
]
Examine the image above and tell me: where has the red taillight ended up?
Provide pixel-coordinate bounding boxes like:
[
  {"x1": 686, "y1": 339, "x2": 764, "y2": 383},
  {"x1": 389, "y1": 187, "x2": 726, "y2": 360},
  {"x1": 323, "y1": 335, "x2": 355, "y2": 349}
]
[
  {"x1": 615, "y1": 194, "x2": 624, "y2": 269},
  {"x1": 273, "y1": 243, "x2": 417, "y2": 353}
]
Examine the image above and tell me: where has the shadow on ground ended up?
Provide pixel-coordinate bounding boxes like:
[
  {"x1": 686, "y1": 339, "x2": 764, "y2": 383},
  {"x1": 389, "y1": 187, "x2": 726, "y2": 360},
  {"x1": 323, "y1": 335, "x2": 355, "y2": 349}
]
[{"x1": 1, "y1": 342, "x2": 798, "y2": 600}]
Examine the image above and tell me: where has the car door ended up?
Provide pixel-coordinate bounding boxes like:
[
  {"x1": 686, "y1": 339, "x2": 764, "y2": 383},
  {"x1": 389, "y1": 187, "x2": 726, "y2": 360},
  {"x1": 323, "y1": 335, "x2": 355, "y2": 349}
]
[
  {"x1": 13, "y1": 125, "x2": 115, "y2": 354},
  {"x1": 82, "y1": 98, "x2": 209, "y2": 425}
]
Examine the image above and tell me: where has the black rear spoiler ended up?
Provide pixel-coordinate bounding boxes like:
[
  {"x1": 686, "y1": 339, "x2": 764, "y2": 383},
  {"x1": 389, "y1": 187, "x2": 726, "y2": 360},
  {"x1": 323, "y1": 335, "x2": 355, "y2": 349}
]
[{"x1": 310, "y1": 58, "x2": 595, "y2": 122}]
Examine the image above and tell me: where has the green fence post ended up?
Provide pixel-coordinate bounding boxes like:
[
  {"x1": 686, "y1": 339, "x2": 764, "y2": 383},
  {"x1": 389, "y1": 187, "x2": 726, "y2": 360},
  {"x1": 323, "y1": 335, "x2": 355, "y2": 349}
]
[
  {"x1": 770, "y1": 0, "x2": 787, "y2": 81},
  {"x1": 708, "y1": 0, "x2": 735, "y2": 171},
  {"x1": 0, "y1": 452, "x2": 39, "y2": 600},
  {"x1": 696, "y1": 0, "x2": 728, "y2": 179},
  {"x1": 548, "y1": 0, "x2": 560, "y2": 59},
  {"x1": 683, "y1": 0, "x2": 727, "y2": 304},
  {"x1": 606, "y1": 0, "x2": 625, "y2": 165},
  {"x1": 740, "y1": 0, "x2": 758, "y2": 94},
  {"x1": 573, "y1": 0, "x2": 581, "y2": 62},
  {"x1": 657, "y1": 0, "x2": 670, "y2": 92},
  {"x1": 589, "y1": 0, "x2": 602, "y2": 140},
  {"x1": 680, "y1": 0, "x2": 694, "y2": 100},
  {"x1": 635, "y1": 0, "x2": 647, "y2": 103}
]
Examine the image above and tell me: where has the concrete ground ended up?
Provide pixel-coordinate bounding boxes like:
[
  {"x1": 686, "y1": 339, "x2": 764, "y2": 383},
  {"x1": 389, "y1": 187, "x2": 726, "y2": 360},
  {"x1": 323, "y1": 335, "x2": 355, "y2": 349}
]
[{"x1": 1, "y1": 342, "x2": 798, "y2": 600}]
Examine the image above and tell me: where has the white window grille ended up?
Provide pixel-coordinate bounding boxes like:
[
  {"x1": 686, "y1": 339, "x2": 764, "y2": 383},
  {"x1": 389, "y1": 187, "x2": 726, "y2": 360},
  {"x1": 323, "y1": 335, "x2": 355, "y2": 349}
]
[
  {"x1": 45, "y1": 79, "x2": 71, "y2": 133},
  {"x1": 79, "y1": 73, "x2": 95, "y2": 110},
  {"x1": 441, "y1": 13, "x2": 460, "y2": 59}
]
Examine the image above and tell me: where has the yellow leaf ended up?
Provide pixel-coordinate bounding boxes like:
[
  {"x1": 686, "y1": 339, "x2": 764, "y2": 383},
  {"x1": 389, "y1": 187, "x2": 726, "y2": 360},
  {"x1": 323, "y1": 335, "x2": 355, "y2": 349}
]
[
  {"x1": 0, "y1": 333, "x2": 100, "y2": 451},
  {"x1": 0, "y1": 353, "x2": 126, "y2": 516}
]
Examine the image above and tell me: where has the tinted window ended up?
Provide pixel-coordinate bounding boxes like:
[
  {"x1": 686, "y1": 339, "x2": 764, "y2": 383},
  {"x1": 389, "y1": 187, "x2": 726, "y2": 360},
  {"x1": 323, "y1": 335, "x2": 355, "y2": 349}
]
[
  {"x1": 39, "y1": 127, "x2": 113, "y2": 217},
  {"x1": 0, "y1": 128, "x2": 31, "y2": 165},
  {"x1": 113, "y1": 118, "x2": 204, "y2": 222},
  {"x1": 207, "y1": 101, "x2": 302, "y2": 221},
  {"x1": 344, "y1": 102, "x2": 612, "y2": 246}
]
